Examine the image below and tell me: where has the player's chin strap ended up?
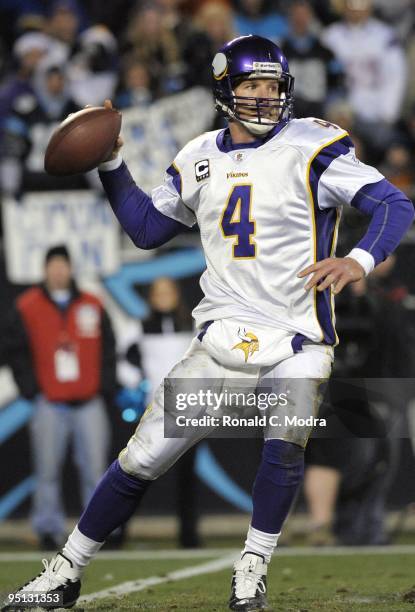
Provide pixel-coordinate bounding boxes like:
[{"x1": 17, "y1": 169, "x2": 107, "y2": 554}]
[
  {"x1": 239, "y1": 118, "x2": 276, "y2": 136},
  {"x1": 217, "y1": 94, "x2": 286, "y2": 137}
]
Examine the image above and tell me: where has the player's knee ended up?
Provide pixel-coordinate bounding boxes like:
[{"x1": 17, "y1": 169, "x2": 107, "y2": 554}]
[
  {"x1": 118, "y1": 443, "x2": 163, "y2": 481},
  {"x1": 262, "y1": 439, "x2": 304, "y2": 487}
]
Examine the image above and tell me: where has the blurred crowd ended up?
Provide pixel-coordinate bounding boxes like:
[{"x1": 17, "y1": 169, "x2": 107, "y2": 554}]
[{"x1": 0, "y1": 0, "x2": 415, "y2": 196}]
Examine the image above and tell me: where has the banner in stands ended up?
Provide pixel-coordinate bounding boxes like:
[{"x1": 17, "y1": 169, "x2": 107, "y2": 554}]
[
  {"x1": 121, "y1": 87, "x2": 215, "y2": 192},
  {"x1": 3, "y1": 87, "x2": 215, "y2": 283},
  {"x1": 3, "y1": 190, "x2": 120, "y2": 283}
]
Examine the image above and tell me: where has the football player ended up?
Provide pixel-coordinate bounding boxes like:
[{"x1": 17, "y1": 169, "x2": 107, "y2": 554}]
[{"x1": 4, "y1": 35, "x2": 414, "y2": 612}]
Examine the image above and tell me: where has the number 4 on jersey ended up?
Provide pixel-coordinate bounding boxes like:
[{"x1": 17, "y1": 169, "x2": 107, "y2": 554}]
[{"x1": 220, "y1": 184, "x2": 256, "y2": 259}]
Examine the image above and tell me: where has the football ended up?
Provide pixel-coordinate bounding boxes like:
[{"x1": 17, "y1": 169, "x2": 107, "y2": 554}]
[{"x1": 44, "y1": 106, "x2": 122, "y2": 176}]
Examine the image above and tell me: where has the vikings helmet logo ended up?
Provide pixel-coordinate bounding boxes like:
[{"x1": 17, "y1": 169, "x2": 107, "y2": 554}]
[{"x1": 232, "y1": 328, "x2": 259, "y2": 362}]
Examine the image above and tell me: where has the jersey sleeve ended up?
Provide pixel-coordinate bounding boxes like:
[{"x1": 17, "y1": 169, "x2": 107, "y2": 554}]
[
  {"x1": 309, "y1": 133, "x2": 414, "y2": 271},
  {"x1": 151, "y1": 160, "x2": 197, "y2": 228},
  {"x1": 312, "y1": 135, "x2": 384, "y2": 210}
]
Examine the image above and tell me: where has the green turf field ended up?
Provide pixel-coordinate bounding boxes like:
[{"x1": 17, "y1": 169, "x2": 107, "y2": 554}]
[{"x1": 1, "y1": 548, "x2": 415, "y2": 611}]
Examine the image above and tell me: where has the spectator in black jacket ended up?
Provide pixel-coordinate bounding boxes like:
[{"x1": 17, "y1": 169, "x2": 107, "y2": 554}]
[{"x1": 0, "y1": 58, "x2": 85, "y2": 196}]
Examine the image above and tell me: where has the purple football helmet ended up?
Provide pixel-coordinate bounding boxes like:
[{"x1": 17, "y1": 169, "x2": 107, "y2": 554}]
[{"x1": 212, "y1": 35, "x2": 294, "y2": 135}]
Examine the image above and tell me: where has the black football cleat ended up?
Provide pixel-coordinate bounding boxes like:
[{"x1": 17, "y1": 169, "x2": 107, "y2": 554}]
[{"x1": 1, "y1": 552, "x2": 81, "y2": 610}]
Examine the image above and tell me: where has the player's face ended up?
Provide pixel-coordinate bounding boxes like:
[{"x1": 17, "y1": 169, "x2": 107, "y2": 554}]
[
  {"x1": 233, "y1": 78, "x2": 280, "y2": 123},
  {"x1": 45, "y1": 257, "x2": 72, "y2": 290}
]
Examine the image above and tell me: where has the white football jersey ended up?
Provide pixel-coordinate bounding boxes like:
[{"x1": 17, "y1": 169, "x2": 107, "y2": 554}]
[
  {"x1": 152, "y1": 118, "x2": 383, "y2": 349},
  {"x1": 322, "y1": 18, "x2": 406, "y2": 123}
]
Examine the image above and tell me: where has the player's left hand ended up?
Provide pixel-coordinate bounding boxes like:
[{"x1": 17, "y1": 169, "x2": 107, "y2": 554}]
[{"x1": 297, "y1": 257, "x2": 365, "y2": 295}]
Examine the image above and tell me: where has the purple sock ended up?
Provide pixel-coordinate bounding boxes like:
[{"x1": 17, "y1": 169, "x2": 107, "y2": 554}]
[
  {"x1": 78, "y1": 459, "x2": 151, "y2": 542},
  {"x1": 251, "y1": 439, "x2": 304, "y2": 533}
]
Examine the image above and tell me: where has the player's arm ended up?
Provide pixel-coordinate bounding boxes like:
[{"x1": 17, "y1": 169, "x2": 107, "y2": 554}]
[
  {"x1": 99, "y1": 156, "x2": 190, "y2": 249},
  {"x1": 299, "y1": 136, "x2": 414, "y2": 294},
  {"x1": 97, "y1": 102, "x2": 194, "y2": 250},
  {"x1": 299, "y1": 180, "x2": 414, "y2": 294}
]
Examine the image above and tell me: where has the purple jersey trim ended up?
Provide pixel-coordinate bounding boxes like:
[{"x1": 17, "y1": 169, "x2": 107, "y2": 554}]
[
  {"x1": 309, "y1": 136, "x2": 414, "y2": 344},
  {"x1": 166, "y1": 163, "x2": 182, "y2": 196},
  {"x1": 197, "y1": 320, "x2": 213, "y2": 342},
  {"x1": 311, "y1": 135, "x2": 354, "y2": 176},
  {"x1": 99, "y1": 161, "x2": 186, "y2": 249},
  {"x1": 351, "y1": 179, "x2": 414, "y2": 265},
  {"x1": 216, "y1": 119, "x2": 289, "y2": 153},
  {"x1": 291, "y1": 333, "x2": 307, "y2": 353},
  {"x1": 309, "y1": 136, "x2": 352, "y2": 344}
]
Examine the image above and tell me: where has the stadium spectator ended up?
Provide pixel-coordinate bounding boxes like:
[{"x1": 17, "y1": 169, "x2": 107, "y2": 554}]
[
  {"x1": 281, "y1": 0, "x2": 344, "y2": 119},
  {"x1": 0, "y1": 3, "x2": 45, "y2": 51},
  {"x1": 68, "y1": 25, "x2": 118, "y2": 107},
  {"x1": 155, "y1": 0, "x2": 200, "y2": 88},
  {"x1": 118, "y1": 277, "x2": 200, "y2": 548},
  {"x1": 122, "y1": 4, "x2": 184, "y2": 97},
  {"x1": 324, "y1": 99, "x2": 369, "y2": 162},
  {"x1": 310, "y1": 0, "x2": 343, "y2": 25},
  {"x1": 373, "y1": 0, "x2": 414, "y2": 42},
  {"x1": 46, "y1": 0, "x2": 83, "y2": 52},
  {"x1": 379, "y1": 143, "x2": 415, "y2": 199},
  {"x1": 115, "y1": 56, "x2": 153, "y2": 109},
  {"x1": 233, "y1": 0, "x2": 289, "y2": 43},
  {"x1": 322, "y1": 0, "x2": 407, "y2": 157},
  {"x1": 183, "y1": 1, "x2": 235, "y2": 89},
  {"x1": 0, "y1": 57, "x2": 85, "y2": 195},
  {"x1": 5, "y1": 244, "x2": 116, "y2": 550},
  {"x1": 81, "y1": 0, "x2": 136, "y2": 38},
  {"x1": 324, "y1": 99, "x2": 354, "y2": 133},
  {"x1": 0, "y1": 32, "x2": 50, "y2": 131},
  {"x1": 158, "y1": 0, "x2": 193, "y2": 43}
]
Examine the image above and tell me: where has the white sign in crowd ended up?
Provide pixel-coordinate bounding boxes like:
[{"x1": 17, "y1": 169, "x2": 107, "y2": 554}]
[
  {"x1": 3, "y1": 88, "x2": 214, "y2": 284},
  {"x1": 121, "y1": 87, "x2": 215, "y2": 192},
  {"x1": 3, "y1": 190, "x2": 120, "y2": 283}
]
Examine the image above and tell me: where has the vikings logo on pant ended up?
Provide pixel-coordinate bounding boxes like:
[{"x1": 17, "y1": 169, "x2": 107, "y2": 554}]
[{"x1": 232, "y1": 328, "x2": 259, "y2": 362}]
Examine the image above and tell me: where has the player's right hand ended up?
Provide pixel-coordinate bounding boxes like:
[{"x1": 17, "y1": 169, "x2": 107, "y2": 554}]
[{"x1": 98, "y1": 99, "x2": 123, "y2": 161}]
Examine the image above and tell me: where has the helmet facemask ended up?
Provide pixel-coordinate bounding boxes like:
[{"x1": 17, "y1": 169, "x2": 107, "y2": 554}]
[{"x1": 218, "y1": 73, "x2": 293, "y2": 135}]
